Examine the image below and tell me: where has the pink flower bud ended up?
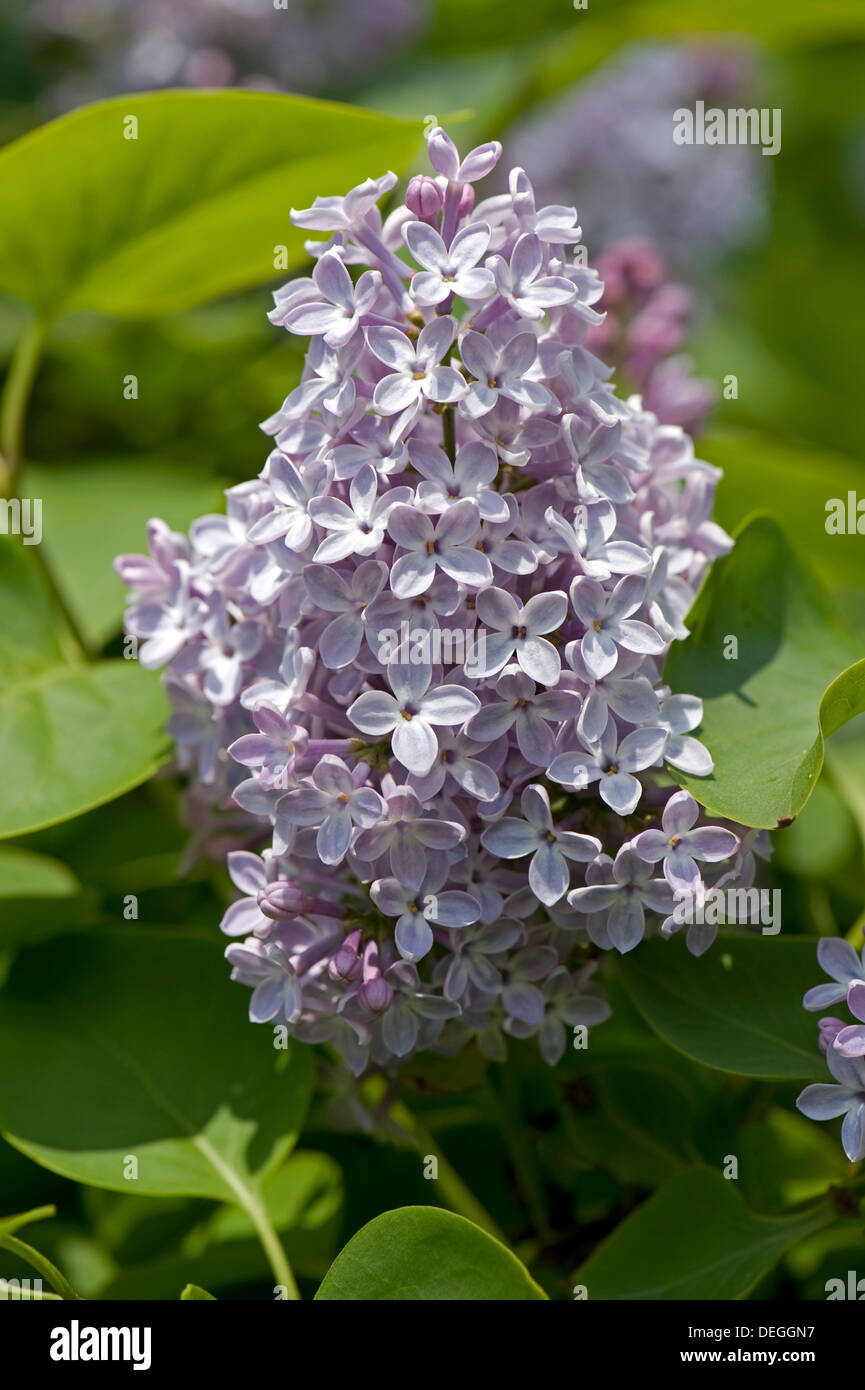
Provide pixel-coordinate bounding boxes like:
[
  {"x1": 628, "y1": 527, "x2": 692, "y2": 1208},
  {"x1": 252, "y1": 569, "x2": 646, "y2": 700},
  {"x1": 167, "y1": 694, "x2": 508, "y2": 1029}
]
[
  {"x1": 329, "y1": 929, "x2": 362, "y2": 982},
  {"x1": 259, "y1": 880, "x2": 306, "y2": 920},
  {"x1": 457, "y1": 184, "x2": 475, "y2": 217},
  {"x1": 359, "y1": 976, "x2": 393, "y2": 1015},
  {"x1": 406, "y1": 175, "x2": 444, "y2": 223}
]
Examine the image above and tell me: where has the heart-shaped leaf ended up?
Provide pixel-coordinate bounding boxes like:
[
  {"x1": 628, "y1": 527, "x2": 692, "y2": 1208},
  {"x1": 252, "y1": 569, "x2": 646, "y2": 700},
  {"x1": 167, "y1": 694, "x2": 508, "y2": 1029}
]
[
  {"x1": 315, "y1": 1206, "x2": 547, "y2": 1300},
  {"x1": 0, "y1": 92, "x2": 419, "y2": 319},
  {"x1": 664, "y1": 514, "x2": 865, "y2": 828},
  {"x1": 0, "y1": 931, "x2": 314, "y2": 1212}
]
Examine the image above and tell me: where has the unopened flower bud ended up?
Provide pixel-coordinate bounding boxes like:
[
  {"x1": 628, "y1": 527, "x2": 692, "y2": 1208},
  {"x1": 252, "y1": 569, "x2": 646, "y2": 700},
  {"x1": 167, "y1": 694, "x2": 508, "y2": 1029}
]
[
  {"x1": 259, "y1": 880, "x2": 306, "y2": 920},
  {"x1": 329, "y1": 929, "x2": 362, "y2": 982},
  {"x1": 406, "y1": 175, "x2": 443, "y2": 223},
  {"x1": 359, "y1": 976, "x2": 393, "y2": 1015}
]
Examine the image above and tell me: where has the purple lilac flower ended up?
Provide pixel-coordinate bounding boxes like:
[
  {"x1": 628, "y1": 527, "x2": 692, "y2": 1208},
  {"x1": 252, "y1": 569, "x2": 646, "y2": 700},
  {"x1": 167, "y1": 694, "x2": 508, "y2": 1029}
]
[
  {"x1": 804, "y1": 938, "x2": 865, "y2": 1011},
  {"x1": 480, "y1": 784, "x2": 600, "y2": 907},
  {"x1": 567, "y1": 846, "x2": 675, "y2": 954},
  {"x1": 633, "y1": 789, "x2": 739, "y2": 890},
  {"x1": 797, "y1": 1048, "x2": 865, "y2": 1163},
  {"x1": 118, "y1": 126, "x2": 746, "y2": 1073}
]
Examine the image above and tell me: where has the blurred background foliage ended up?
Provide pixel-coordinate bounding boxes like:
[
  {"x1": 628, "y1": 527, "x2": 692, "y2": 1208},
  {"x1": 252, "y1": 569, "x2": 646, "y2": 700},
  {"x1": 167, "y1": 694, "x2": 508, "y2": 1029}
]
[{"x1": 0, "y1": 0, "x2": 863, "y2": 1301}]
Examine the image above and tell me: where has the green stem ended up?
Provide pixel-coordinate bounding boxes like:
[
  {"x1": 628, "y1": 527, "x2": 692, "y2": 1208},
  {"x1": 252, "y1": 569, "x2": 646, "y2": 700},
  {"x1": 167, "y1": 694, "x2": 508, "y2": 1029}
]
[
  {"x1": 441, "y1": 404, "x2": 456, "y2": 463},
  {"x1": 0, "y1": 317, "x2": 48, "y2": 493},
  {"x1": 391, "y1": 1101, "x2": 507, "y2": 1243},
  {"x1": 0, "y1": 317, "x2": 92, "y2": 656},
  {"x1": 244, "y1": 1195, "x2": 301, "y2": 1300}
]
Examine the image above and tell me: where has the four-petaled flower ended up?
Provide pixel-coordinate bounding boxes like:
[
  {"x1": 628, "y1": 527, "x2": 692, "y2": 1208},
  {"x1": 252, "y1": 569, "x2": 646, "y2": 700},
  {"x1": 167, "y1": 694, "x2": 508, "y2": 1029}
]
[
  {"x1": 567, "y1": 846, "x2": 675, "y2": 954},
  {"x1": 480, "y1": 784, "x2": 600, "y2": 906},
  {"x1": 488, "y1": 232, "x2": 576, "y2": 319},
  {"x1": 633, "y1": 789, "x2": 739, "y2": 891},
  {"x1": 459, "y1": 330, "x2": 554, "y2": 418},
  {"x1": 404, "y1": 220, "x2": 495, "y2": 306},
  {"x1": 282, "y1": 251, "x2": 381, "y2": 347},
  {"x1": 411, "y1": 440, "x2": 510, "y2": 522},
  {"x1": 473, "y1": 587, "x2": 568, "y2": 684},
  {"x1": 367, "y1": 317, "x2": 465, "y2": 414},
  {"x1": 275, "y1": 755, "x2": 386, "y2": 865},
  {"x1": 548, "y1": 719, "x2": 668, "y2": 816},
  {"x1": 387, "y1": 498, "x2": 492, "y2": 597},
  {"x1": 348, "y1": 658, "x2": 480, "y2": 775},
  {"x1": 570, "y1": 574, "x2": 665, "y2": 680}
]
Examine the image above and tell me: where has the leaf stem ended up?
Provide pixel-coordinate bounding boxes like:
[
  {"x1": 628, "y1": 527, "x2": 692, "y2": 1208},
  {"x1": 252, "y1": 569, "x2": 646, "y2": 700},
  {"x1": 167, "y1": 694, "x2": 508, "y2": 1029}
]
[
  {"x1": 244, "y1": 1195, "x2": 301, "y2": 1300},
  {"x1": 0, "y1": 317, "x2": 48, "y2": 493},
  {"x1": 391, "y1": 1100, "x2": 507, "y2": 1243}
]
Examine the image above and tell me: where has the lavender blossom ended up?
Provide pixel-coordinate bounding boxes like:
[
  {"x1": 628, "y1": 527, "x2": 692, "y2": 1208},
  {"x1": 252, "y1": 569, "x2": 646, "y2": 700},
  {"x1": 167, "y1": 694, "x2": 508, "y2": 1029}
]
[{"x1": 117, "y1": 125, "x2": 748, "y2": 1075}]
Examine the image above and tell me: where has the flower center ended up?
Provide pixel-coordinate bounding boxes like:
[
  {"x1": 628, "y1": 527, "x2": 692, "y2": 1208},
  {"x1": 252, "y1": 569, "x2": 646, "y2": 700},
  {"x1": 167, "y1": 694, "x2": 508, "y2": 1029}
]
[{"x1": 593, "y1": 618, "x2": 603, "y2": 632}]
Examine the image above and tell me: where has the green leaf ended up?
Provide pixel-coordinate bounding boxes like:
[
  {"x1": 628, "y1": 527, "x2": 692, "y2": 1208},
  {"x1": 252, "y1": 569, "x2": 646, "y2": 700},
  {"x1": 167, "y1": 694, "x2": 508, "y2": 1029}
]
[
  {"x1": 98, "y1": 1152, "x2": 344, "y2": 1298},
  {"x1": 618, "y1": 934, "x2": 825, "y2": 1080},
  {"x1": 21, "y1": 459, "x2": 225, "y2": 651},
  {"x1": 664, "y1": 514, "x2": 865, "y2": 828},
  {"x1": 0, "y1": 847, "x2": 96, "y2": 949},
  {"x1": 574, "y1": 1168, "x2": 832, "y2": 1300},
  {"x1": 708, "y1": 430, "x2": 865, "y2": 604},
  {"x1": 0, "y1": 539, "x2": 170, "y2": 836},
  {"x1": 0, "y1": 931, "x2": 314, "y2": 1211},
  {"x1": 737, "y1": 1108, "x2": 848, "y2": 1211},
  {"x1": 563, "y1": 1064, "x2": 703, "y2": 1186},
  {"x1": 0, "y1": 92, "x2": 419, "y2": 319},
  {"x1": 180, "y1": 1283, "x2": 215, "y2": 1301},
  {"x1": 0, "y1": 847, "x2": 79, "y2": 898},
  {"x1": 315, "y1": 1206, "x2": 547, "y2": 1301}
]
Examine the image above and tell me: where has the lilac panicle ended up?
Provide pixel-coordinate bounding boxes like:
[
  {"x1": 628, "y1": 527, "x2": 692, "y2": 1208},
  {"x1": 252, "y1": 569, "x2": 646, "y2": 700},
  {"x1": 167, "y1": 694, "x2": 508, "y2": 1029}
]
[{"x1": 117, "y1": 125, "x2": 750, "y2": 1076}]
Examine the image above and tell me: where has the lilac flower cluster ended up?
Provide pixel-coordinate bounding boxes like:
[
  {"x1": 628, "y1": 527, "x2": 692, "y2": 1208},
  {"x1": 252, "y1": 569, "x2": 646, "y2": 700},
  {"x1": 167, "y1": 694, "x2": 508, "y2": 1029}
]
[
  {"x1": 508, "y1": 40, "x2": 767, "y2": 266},
  {"x1": 585, "y1": 238, "x2": 717, "y2": 437},
  {"x1": 797, "y1": 939, "x2": 865, "y2": 1161},
  {"x1": 117, "y1": 126, "x2": 750, "y2": 1075}
]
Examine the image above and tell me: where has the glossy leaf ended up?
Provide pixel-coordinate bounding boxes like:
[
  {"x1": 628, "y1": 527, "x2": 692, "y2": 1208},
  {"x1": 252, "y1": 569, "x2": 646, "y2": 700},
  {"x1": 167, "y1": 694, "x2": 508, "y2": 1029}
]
[
  {"x1": 574, "y1": 1168, "x2": 832, "y2": 1300},
  {"x1": 0, "y1": 931, "x2": 314, "y2": 1210},
  {"x1": 619, "y1": 934, "x2": 826, "y2": 1080},
  {"x1": 664, "y1": 514, "x2": 865, "y2": 828},
  {"x1": 316, "y1": 1206, "x2": 547, "y2": 1300},
  {"x1": 0, "y1": 92, "x2": 419, "y2": 319}
]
